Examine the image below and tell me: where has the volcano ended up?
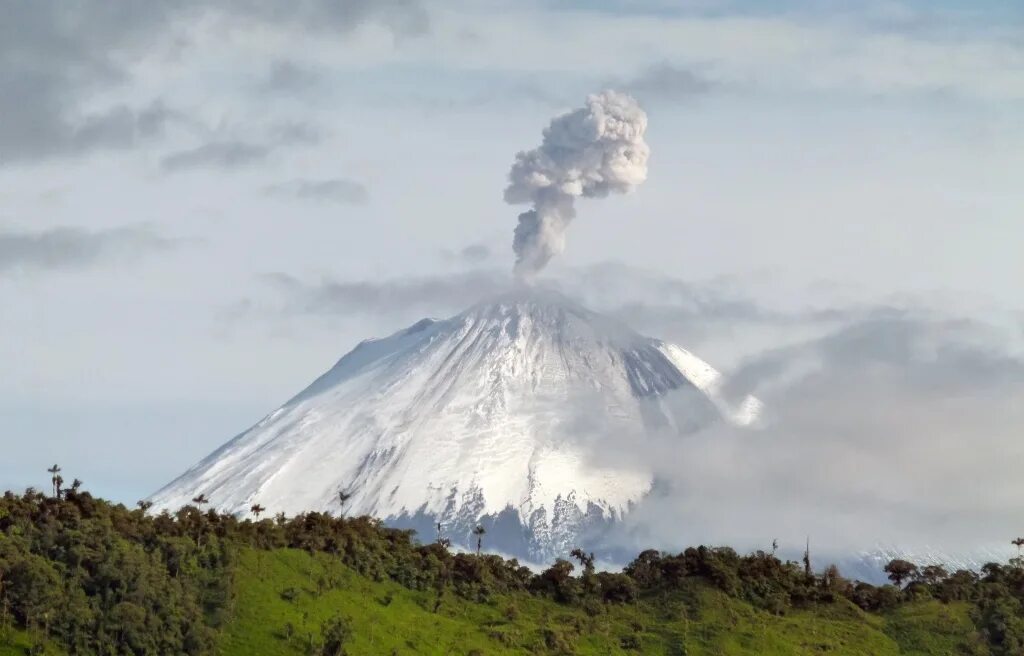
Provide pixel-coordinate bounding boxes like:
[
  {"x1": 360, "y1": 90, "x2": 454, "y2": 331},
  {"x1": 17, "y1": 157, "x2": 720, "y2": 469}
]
[{"x1": 149, "y1": 290, "x2": 761, "y2": 560}]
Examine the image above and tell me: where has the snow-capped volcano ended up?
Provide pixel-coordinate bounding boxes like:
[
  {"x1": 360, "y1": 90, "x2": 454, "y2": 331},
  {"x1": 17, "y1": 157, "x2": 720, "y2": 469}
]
[{"x1": 150, "y1": 290, "x2": 761, "y2": 560}]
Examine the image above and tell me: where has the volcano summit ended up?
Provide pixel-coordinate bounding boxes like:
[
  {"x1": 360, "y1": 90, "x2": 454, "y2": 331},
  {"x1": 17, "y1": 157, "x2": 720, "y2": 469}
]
[{"x1": 150, "y1": 290, "x2": 761, "y2": 560}]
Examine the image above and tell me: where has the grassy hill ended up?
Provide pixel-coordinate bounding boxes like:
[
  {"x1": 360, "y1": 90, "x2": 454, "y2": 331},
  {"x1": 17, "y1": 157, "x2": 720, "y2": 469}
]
[
  {"x1": 0, "y1": 545, "x2": 989, "y2": 656},
  {"x1": 214, "y1": 548, "x2": 985, "y2": 655},
  {"x1": 2, "y1": 488, "x2": 1019, "y2": 655}
]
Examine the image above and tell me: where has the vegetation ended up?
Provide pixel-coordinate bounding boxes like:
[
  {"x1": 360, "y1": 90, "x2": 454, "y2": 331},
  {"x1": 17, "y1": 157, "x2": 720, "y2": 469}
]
[{"x1": 1, "y1": 474, "x2": 1023, "y2": 654}]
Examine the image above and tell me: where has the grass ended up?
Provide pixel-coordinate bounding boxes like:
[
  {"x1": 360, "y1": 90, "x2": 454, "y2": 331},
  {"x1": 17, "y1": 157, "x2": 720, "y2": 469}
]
[
  {"x1": 883, "y1": 600, "x2": 987, "y2": 655},
  {"x1": 215, "y1": 548, "x2": 987, "y2": 655}
]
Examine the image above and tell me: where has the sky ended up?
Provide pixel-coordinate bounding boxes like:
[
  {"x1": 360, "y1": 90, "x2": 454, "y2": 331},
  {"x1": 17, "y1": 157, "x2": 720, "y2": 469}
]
[{"x1": 1, "y1": 0, "x2": 1023, "y2": 552}]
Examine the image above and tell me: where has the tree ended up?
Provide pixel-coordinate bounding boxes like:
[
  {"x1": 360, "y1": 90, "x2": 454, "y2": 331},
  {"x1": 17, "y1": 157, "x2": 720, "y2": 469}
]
[
  {"x1": 919, "y1": 564, "x2": 949, "y2": 586},
  {"x1": 570, "y1": 548, "x2": 595, "y2": 574},
  {"x1": 319, "y1": 615, "x2": 352, "y2": 656},
  {"x1": 191, "y1": 494, "x2": 209, "y2": 507},
  {"x1": 435, "y1": 522, "x2": 451, "y2": 549},
  {"x1": 337, "y1": 490, "x2": 351, "y2": 517},
  {"x1": 803, "y1": 537, "x2": 811, "y2": 578},
  {"x1": 250, "y1": 504, "x2": 266, "y2": 520},
  {"x1": 136, "y1": 500, "x2": 153, "y2": 512},
  {"x1": 1012, "y1": 537, "x2": 1024, "y2": 557},
  {"x1": 884, "y1": 559, "x2": 918, "y2": 588},
  {"x1": 472, "y1": 525, "x2": 486, "y2": 556},
  {"x1": 53, "y1": 475, "x2": 64, "y2": 499},
  {"x1": 46, "y1": 464, "x2": 61, "y2": 498},
  {"x1": 69, "y1": 478, "x2": 83, "y2": 493}
]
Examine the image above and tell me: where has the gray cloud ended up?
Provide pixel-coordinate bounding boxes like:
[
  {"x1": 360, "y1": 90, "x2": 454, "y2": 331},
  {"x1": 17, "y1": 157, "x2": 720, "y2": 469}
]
[
  {"x1": 253, "y1": 269, "x2": 510, "y2": 318},
  {"x1": 160, "y1": 120, "x2": 326, "y2": 172},
  {"x1": 160, "y1": 141, "x2": 271, "y2": 172},
  {"x1": 587, "y1": 312, "x2": 1024, "y2": 562},
  {"x1": 0, "y1": 224, "x2": 182, "y2": 274},
  {"x1": 457, "y1": 243, "x2": 492, "y2": 264},
  {"x1": 230, "y1": 0, "x2": 428, "y2": 38},
  {"x1": 268, "y1": 121, "x2": 325, "y2": 146},
  {"x1": 263, "y1": 60, "x2": 322, "y2": 94},
  {"x1": 265, "y1": 178, "x2": 369, "y2": 204},
  {"x1": 0, "y1": 1, "x2": 427, "y2": 165},
  {"x1": 231, "y1": 262, "x2": 843, "y2": 333},
  {"x1": 617, "y1": 62, "x2": 716, "y2": 102}
]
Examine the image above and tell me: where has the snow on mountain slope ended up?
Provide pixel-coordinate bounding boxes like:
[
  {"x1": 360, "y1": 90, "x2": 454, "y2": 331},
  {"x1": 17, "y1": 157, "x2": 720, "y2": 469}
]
[{"x1": 149, "y1": 289, "x2": 761, "y2": 559}]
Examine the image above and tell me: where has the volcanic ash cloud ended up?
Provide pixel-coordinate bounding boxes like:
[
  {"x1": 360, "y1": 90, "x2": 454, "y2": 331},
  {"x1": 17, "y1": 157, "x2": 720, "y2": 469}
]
[{"x1": 504, "y1": 90, "x2": 650, "y2": 279}]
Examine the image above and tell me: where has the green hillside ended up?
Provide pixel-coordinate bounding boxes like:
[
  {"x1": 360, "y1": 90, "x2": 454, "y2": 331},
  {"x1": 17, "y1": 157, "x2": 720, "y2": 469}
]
[
  {"x1": 1, "y1": 487, "x2": 1021, "y2": 655},
  {"x1": 219, "y1": 548, "x2": 985, "y2": 656}
]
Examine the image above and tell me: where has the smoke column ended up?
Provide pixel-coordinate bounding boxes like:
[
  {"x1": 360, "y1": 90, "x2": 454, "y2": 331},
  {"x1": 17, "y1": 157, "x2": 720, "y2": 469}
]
[{"x1": 505, "y1": 90, "x2": 650, "y2": 279}]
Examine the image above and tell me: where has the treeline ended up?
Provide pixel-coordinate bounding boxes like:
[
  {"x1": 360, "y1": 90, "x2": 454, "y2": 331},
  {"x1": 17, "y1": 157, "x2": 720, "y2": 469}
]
[{"x1": 2, "y1": 484, "x2": 1024, "y2": 655}]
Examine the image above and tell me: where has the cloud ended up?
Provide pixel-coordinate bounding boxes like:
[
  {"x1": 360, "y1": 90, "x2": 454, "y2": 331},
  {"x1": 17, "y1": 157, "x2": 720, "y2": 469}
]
[
  {"x1": 232, "y1": 0, "x2": 429, "y2": 38},
  {"x1": 458, "y1": 243, "x2": 492, "y2": 263},
  {"x1": 265, "y1": 178, "x2": 369, "y2": 204},
  {"x1": 267, "y1": 121, "x2": 326, "y2": 146},
  {"x1": 0, "y1": 224, "x2": 182, "y2": 274},
  {"x1": 160, "y1": 120, "x2": 326, "y2": 173},
  {"x1": 588, "y1": 311, "x2": 1024, "y2": 561},
  {"x1": 0, "y1": 3, "x2": 201, "y2": 165},
  {"x1": 160, "y1": 141, "x2": 271, "y2": 172},
  {"x1": 252, "y1": 269, "x2": 511, "y2": 318},
  {"x1": 618, "y1": 61, "x2": 716, "y2": 101},
  {"x1": 262, "y1": 60, "x2": 322, "y2": 94},
  {"x1": 0, "y1": 1, "x2": 427, "y2": 165},
  {"x1": 230, "y1": 262, "x2": 837, "y2": 332}
]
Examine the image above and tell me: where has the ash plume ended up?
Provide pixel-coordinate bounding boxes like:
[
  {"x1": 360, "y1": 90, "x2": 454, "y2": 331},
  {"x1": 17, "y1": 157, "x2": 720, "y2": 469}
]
[{"x1": 505, "y1": 90, "x2": 650, "y2": 279}]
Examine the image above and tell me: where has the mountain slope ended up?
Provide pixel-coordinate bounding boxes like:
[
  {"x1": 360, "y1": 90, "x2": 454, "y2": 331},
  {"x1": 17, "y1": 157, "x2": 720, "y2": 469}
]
[{"x1": 149, "y1": 290, "x2": 761, "y2": 559}]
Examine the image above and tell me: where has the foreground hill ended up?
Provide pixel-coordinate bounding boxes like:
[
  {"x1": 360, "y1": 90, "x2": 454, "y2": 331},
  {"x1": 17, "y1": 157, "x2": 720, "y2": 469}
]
[
  {"x1": 0, "y1": 547, "x2": 986, "y2": 656},
  {"x1": 219, "y1": 548, "x2": 983, "y2": 655},
  {"x1": 2, "y1": 488, "x2": 1022, "y2": 655}
]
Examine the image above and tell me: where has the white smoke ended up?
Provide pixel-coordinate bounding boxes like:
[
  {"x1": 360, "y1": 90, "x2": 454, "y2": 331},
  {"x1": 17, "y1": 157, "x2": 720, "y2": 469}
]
[{"x1": 505, "y1": 90, "x2": 650, "y2": 279}]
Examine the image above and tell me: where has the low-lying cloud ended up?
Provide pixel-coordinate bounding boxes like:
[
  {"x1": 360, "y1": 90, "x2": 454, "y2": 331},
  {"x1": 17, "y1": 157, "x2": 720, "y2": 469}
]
[{"x1": 587, "y1": 312, "x2": 1024, "y2": 561}]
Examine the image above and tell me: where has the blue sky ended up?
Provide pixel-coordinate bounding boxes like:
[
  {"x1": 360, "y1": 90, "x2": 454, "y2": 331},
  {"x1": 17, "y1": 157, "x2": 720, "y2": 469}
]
[{"x1": 1, "y1": 1, "x2": 1022, "y2": 547}]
